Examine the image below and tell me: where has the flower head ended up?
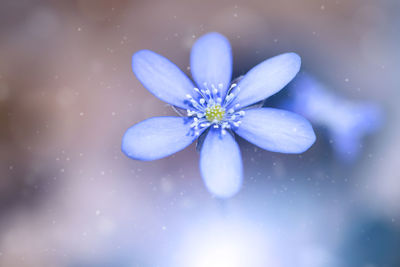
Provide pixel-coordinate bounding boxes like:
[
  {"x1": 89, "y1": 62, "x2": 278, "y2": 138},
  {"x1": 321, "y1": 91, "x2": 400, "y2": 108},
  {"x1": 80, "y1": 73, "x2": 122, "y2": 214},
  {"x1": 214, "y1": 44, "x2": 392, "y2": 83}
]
[
  {"x1": 122, "y1": 32, "x2": 316, "y2": 198},
  {"x1": 283, "y1": 73, "x2": 382, "y2": 162}
]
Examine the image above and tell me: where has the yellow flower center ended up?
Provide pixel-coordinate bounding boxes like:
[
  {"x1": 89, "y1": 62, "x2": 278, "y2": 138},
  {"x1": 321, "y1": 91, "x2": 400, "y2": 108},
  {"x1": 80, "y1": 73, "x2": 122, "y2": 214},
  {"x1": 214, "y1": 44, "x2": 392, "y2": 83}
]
[{"x1": 205, "y1": 104, "x2": 225, "y2": 122}]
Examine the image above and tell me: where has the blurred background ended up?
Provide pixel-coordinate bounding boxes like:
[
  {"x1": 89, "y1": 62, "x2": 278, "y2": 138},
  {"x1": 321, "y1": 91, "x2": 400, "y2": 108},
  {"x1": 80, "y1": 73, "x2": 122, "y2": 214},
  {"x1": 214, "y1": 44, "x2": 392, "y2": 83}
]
[{"x1": 0, "y1": 0, "x2": 399, "y2": 266}]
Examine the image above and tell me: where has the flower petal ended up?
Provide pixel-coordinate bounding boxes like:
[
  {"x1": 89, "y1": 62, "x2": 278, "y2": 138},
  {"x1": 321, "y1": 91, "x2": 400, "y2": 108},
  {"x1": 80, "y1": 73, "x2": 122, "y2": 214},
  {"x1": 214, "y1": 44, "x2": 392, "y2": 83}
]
[
  {"x1": 132, "y1": 50, "x2": 195, "y2": 109},
  {"x1": 122, "y1": 116, "x2": 197, "y2": 161},
  {"x1": 200, "y1": 128, "x2": 243, "y2": 198},
  {"x1": 235, "y1": 108, "x2": 316, "y2": 153},
  {"x1": 190, "y1": 32, "x2": 232, "y2": 97},
  {"x1": 332, "y1": 132, "x2": 360, "y2": 162},
  {"x1": 231, "y1": 53, "x2": 301, "y2": 108}
]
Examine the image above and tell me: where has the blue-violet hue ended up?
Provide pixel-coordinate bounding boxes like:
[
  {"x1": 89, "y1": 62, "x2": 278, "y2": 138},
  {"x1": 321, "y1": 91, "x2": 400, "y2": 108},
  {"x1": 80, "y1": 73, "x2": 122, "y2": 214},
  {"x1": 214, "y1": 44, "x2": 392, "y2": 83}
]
[
  {"x1": 283, "y1": 73, "x2": 382, "y2": 162},
  {"x1": 122, "y1": 32, "x2": 316, "y2": 198}
]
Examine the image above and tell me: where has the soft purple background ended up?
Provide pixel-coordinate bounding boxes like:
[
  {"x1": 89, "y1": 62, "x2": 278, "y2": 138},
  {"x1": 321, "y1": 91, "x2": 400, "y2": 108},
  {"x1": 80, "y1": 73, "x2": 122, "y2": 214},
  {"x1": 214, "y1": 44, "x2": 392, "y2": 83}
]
[{"x1": 0, "y1": 0, "x2": 399, "y2": 266}]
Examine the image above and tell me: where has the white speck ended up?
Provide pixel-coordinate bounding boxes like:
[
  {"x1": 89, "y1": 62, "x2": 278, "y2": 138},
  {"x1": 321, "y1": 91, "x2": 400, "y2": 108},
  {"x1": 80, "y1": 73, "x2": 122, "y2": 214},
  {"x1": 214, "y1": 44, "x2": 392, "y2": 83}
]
[
  {"x1": 162, "y1": 226, "x2": 167, "y2": 231},
  {"x1": 77, "y1": 27, "x2": 82, "y2": 31},
  {"x1": 79, "y1": 112, "x2": 84, "y2": 116},
  {"x1": 344, "y1": 78, "x2": 349, "y2": 82},
  {"x1": 111, "y1": 112, "x2": 116, "y2": 116},
  {"x1": 95, "y1": 210, "x2": 101, "y2": 216},
  {"x1": 9, "y1": 165, "x2": 13, "y2": 170},
  {"x1": 321, "y1": 5, "x2": 325, "y2": 10}
]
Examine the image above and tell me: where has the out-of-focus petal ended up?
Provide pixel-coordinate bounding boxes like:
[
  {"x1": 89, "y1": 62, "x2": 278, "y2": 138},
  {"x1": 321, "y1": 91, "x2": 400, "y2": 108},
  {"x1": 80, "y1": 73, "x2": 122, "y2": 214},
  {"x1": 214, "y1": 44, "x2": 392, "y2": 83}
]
[
  {"x1": 190, "y1": 32, "x2": 232, "y2": 97},
  {"x1": 132, "y1": 50, "x2": 195, "y2": 109},
  {"x1": 331, "y1": 133, "x2": 360, "y2": 162},
  {"x1": 235, "y1": 108, "x2": 315, "y2": 153},
  {"x1": 231, "y1": 53, "x2": 301, "y2": 108},
  {"x1": 200, "y1": 128, "x2": 242, "y2": 198},
  {"x1": 285, "y1": 73, "x2": 384, "y2": 162},
  {"x1": 122, "y1": 116, "x2": 198, "y2": 161}
]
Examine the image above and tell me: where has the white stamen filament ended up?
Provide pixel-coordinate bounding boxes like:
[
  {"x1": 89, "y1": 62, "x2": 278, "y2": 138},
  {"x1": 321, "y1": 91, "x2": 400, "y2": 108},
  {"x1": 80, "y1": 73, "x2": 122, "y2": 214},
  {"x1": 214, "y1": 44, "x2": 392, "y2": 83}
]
[{"x1": 186, "y1": 83, "x2": 245, "y2": 136}]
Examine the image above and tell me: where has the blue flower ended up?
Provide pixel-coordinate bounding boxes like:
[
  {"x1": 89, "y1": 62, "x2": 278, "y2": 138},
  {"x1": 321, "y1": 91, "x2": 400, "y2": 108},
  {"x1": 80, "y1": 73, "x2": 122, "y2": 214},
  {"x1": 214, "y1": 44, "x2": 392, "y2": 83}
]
[
  {"x1": 284, "y1": 73, "x2": 382, "y2": 162},
  {"x1": 122, "y1": 32, "x2": 316, "y2": 198}
]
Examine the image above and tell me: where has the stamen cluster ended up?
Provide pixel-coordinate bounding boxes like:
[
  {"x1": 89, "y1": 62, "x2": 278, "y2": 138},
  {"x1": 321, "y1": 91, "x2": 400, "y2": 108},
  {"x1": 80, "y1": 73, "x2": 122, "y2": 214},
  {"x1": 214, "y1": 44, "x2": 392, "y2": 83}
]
[{"x1": 186, "y1": 82, "x2": 245, "y2": 136}]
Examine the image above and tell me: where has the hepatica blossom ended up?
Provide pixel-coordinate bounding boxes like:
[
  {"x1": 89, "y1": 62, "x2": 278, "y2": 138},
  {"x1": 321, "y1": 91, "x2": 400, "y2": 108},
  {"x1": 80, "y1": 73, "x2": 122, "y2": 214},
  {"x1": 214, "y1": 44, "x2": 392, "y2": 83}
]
[
  {"x1": 122, "y1": 32, "x2": 316, "y2": 198},
  {"x1": 284, "y1": 73, "x2": 382, "y2": 162}
]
